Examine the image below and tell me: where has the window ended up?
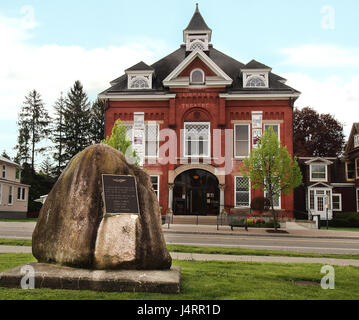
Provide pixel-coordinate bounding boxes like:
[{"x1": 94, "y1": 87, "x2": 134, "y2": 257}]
[
  {"x1": 145, "y1": 124, "x2": 159, "y2": 158},
  {"x1": 332, "y1": 194, "x2": 342, "y2": 211},
  {"x1": 265, "y1": 191, "x2": 281, "y2": 209},
  {"x1": 309, "y1": 190, "x2": 315, "y2": 210},
  {"x1": 356, "y1": 159, "x2": 359, "y2": 179},
  {"x1": 130, "y1": 78, "x2": 149, "y2": 89},
  {"x1": 246, "y1": 76, "x2": 266, "y2": 87},
  {"x1": 310, "y1": 164, "x2": 327, "y2": 181},
  {"x1": 17, "y1": 187, "x2": 21, "y2": 200},
  {"x1": 190, "y1": 69, "x2": 205, "y2": 84},
  {"x1": 8, "y1": 186, "x2": 13, "y2": 205},
  {"x1": 124, "y1": 123, "x2": 159, "y2": 158},
  {"x1": 354, "y1": 134, "x2": 359, "y2": 148},
  {"x1": 357, "y1": 189, "x2": 359, "y2": 212},
  {"x1": 235, "y1": 177, "x2": 250, "y2": 208},
  {"x1": 184, "y1": 122, "x2": 210, "y2": 157},
  {"x1": 2, "y1": 165, "x2": 5, "y2": 179},
  {"x1": 234, "y1": 124, "x2": 250, "y2": 158},
  {"x1": 150, "y1": 176, "x2": 159, "y2": 200},
  {"x1": 0, "y1": 184, "x2": 2, "y2": 204},
  {"x1": 346, "y1": 161, "x2": 355, "y2": 180},
  {"x1": 264, "y1": 124, "x2": 280, "y2": 141}
]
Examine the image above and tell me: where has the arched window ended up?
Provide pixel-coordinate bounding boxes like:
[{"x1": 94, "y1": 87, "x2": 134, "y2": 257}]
[
  {"x1": 246, "y1": 76, "x2": 266, "y2": 87},
  {"x1": 190, "y1": 41, "x2": 205, "y2": 51},
  {"x1": 190, "y1": 69, "x2": 205, "y2": 84},
  {"x1": 130, "y1": 78, "x2": 149, "y2": 89}
]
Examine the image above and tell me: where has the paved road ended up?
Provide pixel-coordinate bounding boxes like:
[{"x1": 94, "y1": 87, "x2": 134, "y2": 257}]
[
  {"x1": 164, "y1": 232, "x2": 359, "y2": 254},
  {"x1": 1, "y1": 222, "x2": 359, "y2": 255}
]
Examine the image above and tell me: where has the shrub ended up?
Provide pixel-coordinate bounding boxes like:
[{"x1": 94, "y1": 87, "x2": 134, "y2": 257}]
[{"x1": 329, "y1": 212, "x2": 359, "y2": 228}]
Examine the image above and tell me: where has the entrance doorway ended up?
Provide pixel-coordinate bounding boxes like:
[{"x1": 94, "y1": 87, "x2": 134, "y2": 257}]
[{"x1": 173, "y1": 169, "x2": 219, "y2": 215}]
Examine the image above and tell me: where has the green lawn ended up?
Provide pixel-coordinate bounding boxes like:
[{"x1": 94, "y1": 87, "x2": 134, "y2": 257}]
[
  {"x1": 0, "y1": 239, "x2": 32, "y2": 246},
  {"x1": 0, "y1": 253, "x2": 358, "y2": 300},
  {"x1": 0, "y1": 219, "x2": 37, "y2": 223}
]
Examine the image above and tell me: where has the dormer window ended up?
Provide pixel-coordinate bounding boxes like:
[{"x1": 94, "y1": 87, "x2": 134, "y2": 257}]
[
  {"x1": 243, "y1": 73, "x2": 268, "y2": 88},
  {"x1": 130, "y1": 78, "x2": 150, "y2": 89},
  {"x1": 190, "y1": 69, "x2": 205, "y2": 84},
  {"x1": 310, "y1": 163, "x2": 327, "y2": 182},
  {"x1": 125, "y1": 61, "x2": 154, "y2": 90},
  {"x1": 246, "y1": 76, "x2": 266, "y2": 87}
]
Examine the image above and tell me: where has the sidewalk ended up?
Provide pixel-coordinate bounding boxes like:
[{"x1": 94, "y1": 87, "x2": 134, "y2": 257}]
[
  {"x1": 162, "y1": 224, "x2": 359, "y2": 240},
  {"x1": 1, "y1": 245, "x2": 358, "y2": 267}
]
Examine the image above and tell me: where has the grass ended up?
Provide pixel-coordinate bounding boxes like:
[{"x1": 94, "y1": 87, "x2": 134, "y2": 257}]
[
  {"x1": 0, "y1": 253, "x2": 358, "y2": 300},
  {"x1": 0, "y1": 239, "x2": 32, "y2": 246},
  {"x1": 166, "y1": 244, "x2": 359, "y2": 260},
  {"x1": 0, "y1": 219, "x2": 37, "y2": 223},
  {"x1": 1, "y1": 240, "x2": 359, "y2": 260}
]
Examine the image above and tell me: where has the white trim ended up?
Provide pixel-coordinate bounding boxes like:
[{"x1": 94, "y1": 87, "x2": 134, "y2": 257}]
[
  {"x1": 345, "y1": 161, "x2": 356, "y2": 181},
  {"x1": 243, "y1": 72, "x2": 269, "y2": 89},
  {"x1": 234, "y1": 123, "x2": 250, "y2": 159},
  {"x1": 356, "y1": 158, "x2": 359, "y2": 179},
  {"x1": 150, "y1": 175, "x2": 160, "y2": 201},
  {"x1": 331, "y1": 183, "x2": 355, "y2": 187},
  {"x1": 234, "y1": 176, "x2": 251, "y2": 209},
  {"x1": 309, "y1": 163, "x2": 328, "y2": 182},
  {"x1": 357, "y1": 188, "x2": 359, "y2": 213},
  {"x1": 304, "y1": 157, "x2": 333, "y2": 165},
  {"x1": 97, "y1": 94, "x2": 176, "y2": 101},
  {"x1": 332, "y1": 193, "x2": 342, "y2": 212},
  {"x1": 183, "y1": 122, "x2": 211, "y2": 158},
  {"x1": 219, "y1": 93, "x2": 301, "y2": 100},
  {"x1": 0, "y1": 183, "x2": 2, "y2": 205},
  {"x1": 16, "y1": 187, "x2": 26, "y2": 202},
  {"x1": 264, "y1": 123, "x2": 280, "y2": 141},
  {"x1": 163, "y1": 49, "x2": 233, "y2": 86}
]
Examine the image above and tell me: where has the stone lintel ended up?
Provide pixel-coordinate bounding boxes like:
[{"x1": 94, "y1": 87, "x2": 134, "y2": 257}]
[{"x1": 0, "y1": 263, "x2": 181, "y2": 294}]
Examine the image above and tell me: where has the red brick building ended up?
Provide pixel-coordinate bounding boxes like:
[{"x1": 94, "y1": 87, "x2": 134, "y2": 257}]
[{"x1": 99, "y1": 5, "x2": 300, "y2": 217}]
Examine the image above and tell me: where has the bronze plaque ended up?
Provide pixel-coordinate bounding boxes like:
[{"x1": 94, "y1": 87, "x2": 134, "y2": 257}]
[{"x1": 102, "y1": 175, "x2": 140, "y2": 215}]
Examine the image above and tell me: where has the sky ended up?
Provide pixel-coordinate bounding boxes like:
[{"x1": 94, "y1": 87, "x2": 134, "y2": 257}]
[{"x1": 0, "y1": 0, "x2": 358, "y2": 164}]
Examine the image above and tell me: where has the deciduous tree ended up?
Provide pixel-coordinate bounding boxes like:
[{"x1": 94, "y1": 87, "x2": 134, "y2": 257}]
[{"x1": 241, "y1": 127, "x2": 302, "y2": 230}]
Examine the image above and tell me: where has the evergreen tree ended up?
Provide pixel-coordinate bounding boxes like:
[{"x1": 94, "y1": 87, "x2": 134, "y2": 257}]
[
  {"x1": 63, "y1": 81, "x2": 91, "y2": 162},
  {"x1": 51, "y1": 92, "x2": 67, "y2": 176},
  {"x1": 89, "y1": 98, "x2": 106, "y2": 144},
  {"x1": 40, "y1": 156, "x2": 55, "y2": 177},
  {"x1": 15, "y1": 90, "x2": 51, "y2": 170},
  {"x1": 1, "y1": 150, "x2": 11, "y2": 160}
]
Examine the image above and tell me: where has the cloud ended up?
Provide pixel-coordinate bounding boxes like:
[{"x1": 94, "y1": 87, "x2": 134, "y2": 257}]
[
  {"x1": 0, "y1": 6, "x2": 170, "y2": 160},
  {"x1": 0, "y1": 7, "x2": 169, "y2": 122},
  {"x1": 284, "y1": 72, "x2": 359, "y2": 137},
  {"x1": 280, "y1": 44, "x2": 359, "y2": 68}
]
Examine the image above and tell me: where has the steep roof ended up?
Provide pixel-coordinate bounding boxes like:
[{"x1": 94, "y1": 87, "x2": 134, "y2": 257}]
[
  {"x1": 344, "y1": 122, "x2": 359, "y2": 155},
  {"x1": 101, "y1": 45, "x2": 300, "y2": 96},
  {"x1": 243, "y1": 59, "x2": 271, "y2": 70},
  {"x1": 125, "y1": 61, "x2": 154, "y2": 72},
  {"x1": 184, "y1": 4, "x2": 211, "y2": 31}
]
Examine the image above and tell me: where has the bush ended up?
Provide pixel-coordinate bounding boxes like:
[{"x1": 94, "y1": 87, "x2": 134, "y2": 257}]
[{"x1": 329, "y1": 212, "x2": 359, "y2": 228}]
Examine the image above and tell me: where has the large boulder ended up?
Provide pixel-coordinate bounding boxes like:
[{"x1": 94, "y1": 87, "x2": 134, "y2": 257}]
[{"x1": 32, "y1": 144, "x2": 172, "y2": 270}]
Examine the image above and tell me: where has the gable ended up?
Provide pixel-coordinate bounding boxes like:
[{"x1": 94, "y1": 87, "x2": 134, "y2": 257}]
[
  {"x1": 345, "y1": 123, "x2": 359, "y2": 154},
  {"x1": 162, "y1": 49, "x2": 233, "y2": 88},
  {"x1": 178, "y1": 57, "x2": 217, "y2": 77}
]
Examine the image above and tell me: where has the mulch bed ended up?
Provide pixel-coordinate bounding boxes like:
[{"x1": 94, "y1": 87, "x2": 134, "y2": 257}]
[{"x1": 266, "y1": 230, "x2": 289, "y2": 234}]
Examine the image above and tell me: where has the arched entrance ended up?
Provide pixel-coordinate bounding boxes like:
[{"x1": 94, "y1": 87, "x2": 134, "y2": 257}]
[{"x1": 173, "y1": 169, "x2": 220, "y2": 216}]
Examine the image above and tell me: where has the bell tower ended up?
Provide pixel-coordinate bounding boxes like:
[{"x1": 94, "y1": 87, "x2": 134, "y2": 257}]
[{"x1": 183, "y1": 4, "x2": 212, "y2": 52}]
